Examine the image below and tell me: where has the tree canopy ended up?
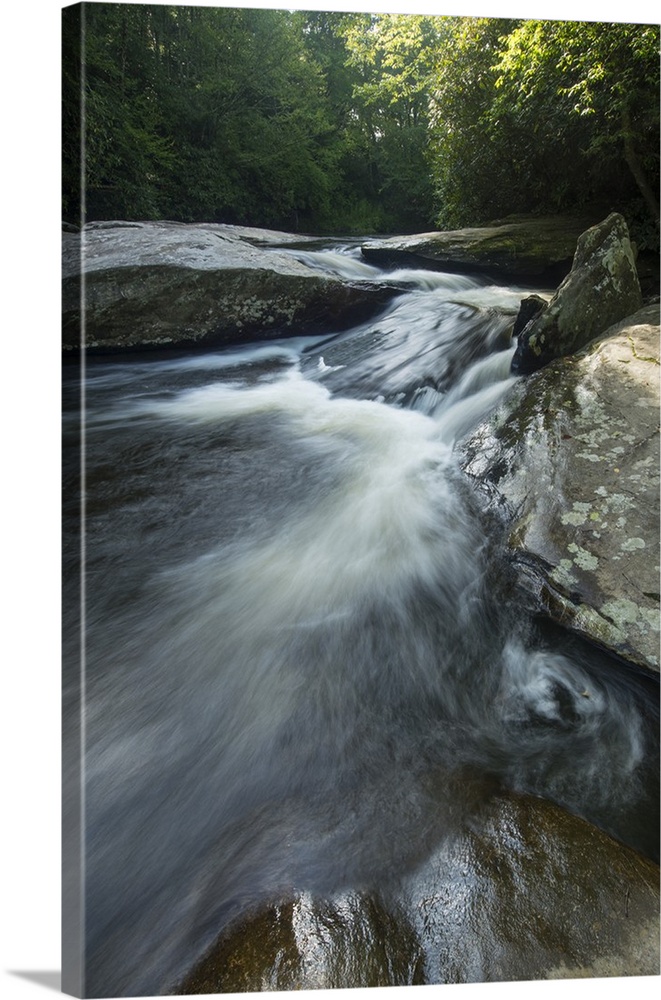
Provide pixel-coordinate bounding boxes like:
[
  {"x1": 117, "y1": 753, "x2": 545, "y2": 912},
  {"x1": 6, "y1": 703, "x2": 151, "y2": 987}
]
[
  {"x1": 62, "y1": 4, "x2": 659, "y2": 243},
  {"x1": 429, "y1": 17, "x2": 659, "y2": 239}
]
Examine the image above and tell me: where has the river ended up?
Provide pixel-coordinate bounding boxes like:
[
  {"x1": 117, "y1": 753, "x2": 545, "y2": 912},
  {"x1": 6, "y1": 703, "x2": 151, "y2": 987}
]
[{"x1": 62, "y1": 244, "x2": 659, "y2": 997}]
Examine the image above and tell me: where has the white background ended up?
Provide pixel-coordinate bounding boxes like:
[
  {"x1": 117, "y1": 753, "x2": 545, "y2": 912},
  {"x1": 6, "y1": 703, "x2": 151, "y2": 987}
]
[{"x1": 1, "y1": 1, "x2": 658, "y2": 998}]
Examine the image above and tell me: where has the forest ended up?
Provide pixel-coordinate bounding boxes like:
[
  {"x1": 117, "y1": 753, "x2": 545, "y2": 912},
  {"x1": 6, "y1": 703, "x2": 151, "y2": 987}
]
[{"x1": 62, "y1": 4, "x2": 660, "y2": 244}]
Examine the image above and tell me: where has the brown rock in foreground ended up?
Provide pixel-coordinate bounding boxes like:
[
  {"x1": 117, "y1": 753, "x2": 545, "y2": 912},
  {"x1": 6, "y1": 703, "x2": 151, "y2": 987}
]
[{"x1": 178, "y1": 792, "x2": 659, "y2": 992}]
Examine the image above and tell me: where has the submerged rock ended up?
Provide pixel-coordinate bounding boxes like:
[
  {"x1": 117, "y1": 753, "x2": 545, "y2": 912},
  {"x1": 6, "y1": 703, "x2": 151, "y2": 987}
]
[
  {"x1": 360, "y1": 214, "x2": 600, "y2": 283},
  {"x1": 178, "y1": 792, "x2": 659, "y2": 992},
  {"x1": 512, "y1": 213, "x2": 642, "y2": 374},
  {"x1": 62, "y1": 221, "x2": 396, "y2": 352},
  {"x1": 462, "y1": 305, "x2": 660, "y2": 672}
]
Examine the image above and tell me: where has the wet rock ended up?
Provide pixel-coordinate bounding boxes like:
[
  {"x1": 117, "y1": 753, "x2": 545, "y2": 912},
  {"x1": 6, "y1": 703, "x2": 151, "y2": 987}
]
[
  {"x1": 62, "y1": 222, "x2": 396, "y2": 352},
  {"x1": 84, "y1": 220, "x2": 145, "y2": 230},
  {"x1": 180, "y1": 893, "x2": 425, "y2": 993},
  {"x1": 178, "y1": 792, "x2": 659, "y2": 991},
  {"x1": 462, "y1": 305, "x2": 660, "y2": 672},
  {"x1": 512, "y1": 213, "x2": 642, "y2": 374},
  {"x1": 360, "y1": 214, "x2": 600, "y2": 283},
  {"x1": 512, "y1": 294, "x2": 547, "y2": 340}
]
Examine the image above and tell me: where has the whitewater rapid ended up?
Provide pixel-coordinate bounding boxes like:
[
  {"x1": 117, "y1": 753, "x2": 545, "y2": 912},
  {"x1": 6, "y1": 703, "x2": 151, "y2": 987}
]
[{"x1": 63, "y1": 246, "x2": 657, "y2": 997}]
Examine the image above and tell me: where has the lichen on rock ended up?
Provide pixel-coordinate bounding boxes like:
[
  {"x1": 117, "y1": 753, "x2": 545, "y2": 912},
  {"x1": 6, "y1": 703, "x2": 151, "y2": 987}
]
[
  {"x1": 461, "y1": 304, "x2": 660, "y2": 673},
  {"x1": 62, "y1": 221, "x2": 398, "y2": 352},
  {"x1": 511, "y1": 213, "x2": 643, "y2": 375}
]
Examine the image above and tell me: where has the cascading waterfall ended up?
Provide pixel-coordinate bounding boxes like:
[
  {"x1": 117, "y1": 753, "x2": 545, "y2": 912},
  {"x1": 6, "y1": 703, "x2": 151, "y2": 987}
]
[{"x1": 62, "y1": 244, "x2": 658, "y2": 998}]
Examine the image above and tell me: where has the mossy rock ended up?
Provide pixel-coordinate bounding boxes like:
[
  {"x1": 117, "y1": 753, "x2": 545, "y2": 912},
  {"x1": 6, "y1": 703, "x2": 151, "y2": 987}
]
[
  {"x1": 512, "y1": 213, "x2": 642, "y2": 374},
  {"x1": 361, "y1": 215, "x2": 602, "y2": 283}
]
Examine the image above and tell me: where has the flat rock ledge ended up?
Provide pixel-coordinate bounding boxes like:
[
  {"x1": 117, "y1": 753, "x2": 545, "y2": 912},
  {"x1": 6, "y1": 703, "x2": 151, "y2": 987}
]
[
  {"x1": 462, "y1": 305, "x2": 660, "y2": 673},
  {"x1": 361, "y1": 214, "x2": 602, "y2": 284},
  {"x1": 62, "y1": 221, "x2": 396, "y2": 352}
]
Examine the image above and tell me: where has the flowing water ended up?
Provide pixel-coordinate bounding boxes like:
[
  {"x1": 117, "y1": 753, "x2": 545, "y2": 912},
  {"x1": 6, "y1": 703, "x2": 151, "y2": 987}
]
[{"x1": 62, "y1": 245, "x2": 659, "y2": 997}]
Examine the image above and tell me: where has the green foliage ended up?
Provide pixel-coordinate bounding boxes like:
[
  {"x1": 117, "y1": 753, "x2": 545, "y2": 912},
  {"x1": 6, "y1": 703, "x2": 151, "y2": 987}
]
[
  {"x1": 428, "y1": 17, "x2": 660, "y2": 237},
  {"x1": 427, "y1": 17, "x2": 520, "y2": 228},
  {"x1": 336, "y1": 13, "x2": 439, "y2": 229},
  {"x1": 65, "y1": 4, "x2": 345, "y2": 229},
  {"x1": 62, "y1": 5, "x2": 660, "y2": 238}
]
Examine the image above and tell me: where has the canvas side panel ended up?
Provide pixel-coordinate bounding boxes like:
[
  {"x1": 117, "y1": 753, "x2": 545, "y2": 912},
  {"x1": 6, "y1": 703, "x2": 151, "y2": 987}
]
[{"x1": 62, "y1": 3, "x2": 85, "y2": 996}]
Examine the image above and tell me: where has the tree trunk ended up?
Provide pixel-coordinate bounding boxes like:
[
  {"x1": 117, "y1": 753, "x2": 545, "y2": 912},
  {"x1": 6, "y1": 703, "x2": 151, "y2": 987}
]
[{"x1": 621, "y1": 106, "x2": 660, "y2": 226}]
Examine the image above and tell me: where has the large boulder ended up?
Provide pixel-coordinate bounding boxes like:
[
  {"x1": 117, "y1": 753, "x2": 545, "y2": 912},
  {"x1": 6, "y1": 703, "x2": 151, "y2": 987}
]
[
  {"x1": 512, "y1": 213, "x2": 642, "y2": 373},
  {"x1": 360, "y1": 215, "x2": 601, "y2": 283},
  {"x1": 62, "y1": 221, "x2": 397, "y2": 352},
  {"x1": 462, "y1": 305, "x2": 660, "y2": 673},
  {"x1": 178, "y1": 792, "x2": 659, "y2": 992}
]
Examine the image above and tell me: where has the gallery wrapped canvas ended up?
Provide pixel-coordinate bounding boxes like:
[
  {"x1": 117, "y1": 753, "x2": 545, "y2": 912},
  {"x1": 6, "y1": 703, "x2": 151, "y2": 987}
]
[{"x1": 62, "y1": 2, "x2": 660, "y2": 997}]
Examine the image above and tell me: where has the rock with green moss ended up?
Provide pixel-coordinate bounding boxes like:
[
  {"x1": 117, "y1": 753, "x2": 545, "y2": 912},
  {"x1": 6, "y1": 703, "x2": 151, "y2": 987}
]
[
  {"x1": 512, "y1": 213, "x2": 642, "y2": 374},
  {"x1": 462, "y1": 304, "x2": 660, "y2": 672},
  {"x1": 360, "y1": 214, "x2": 601, "y2": 283},
  {"x1": 178, "y1": 792, "x2": 659, "y2": 992},
  {"x1": 62, "y1": 221, "x2": 397, "y2": 352}
]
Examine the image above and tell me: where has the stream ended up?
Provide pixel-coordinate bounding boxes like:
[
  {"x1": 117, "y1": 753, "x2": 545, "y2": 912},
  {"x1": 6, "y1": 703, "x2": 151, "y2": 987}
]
[{"x1": 62, "y1": 243, "x2": 659, "y2": 997}]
